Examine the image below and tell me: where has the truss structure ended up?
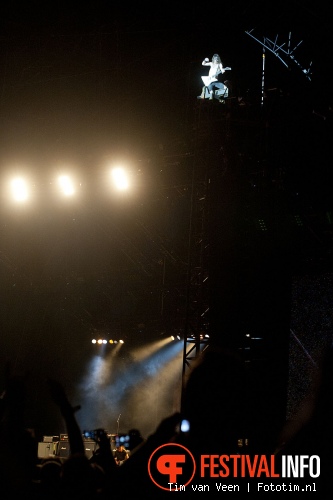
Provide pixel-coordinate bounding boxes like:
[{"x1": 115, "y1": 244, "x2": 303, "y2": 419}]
[{"x1": 245, "y1": 30, "x2": 312, "y2": 80}]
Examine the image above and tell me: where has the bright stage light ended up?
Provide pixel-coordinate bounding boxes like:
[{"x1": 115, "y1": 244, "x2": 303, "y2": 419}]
[
  {"x1": 111, "y1": 167, "x2": 129, "y2": 191},
  {"x1": 57, "y1": 175, "x2": 75, "y2": 196},
  {"x1": 10, "y1": 177, "x2": 29, "y2": 202},
  {"x1": 91, "y1": 338, "x2": 124, "y2": 345}
]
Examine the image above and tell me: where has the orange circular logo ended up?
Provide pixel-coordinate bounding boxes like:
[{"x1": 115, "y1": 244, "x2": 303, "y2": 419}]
[{"x1": 148, "y1": 443, "x2": 196, "y2": 492}]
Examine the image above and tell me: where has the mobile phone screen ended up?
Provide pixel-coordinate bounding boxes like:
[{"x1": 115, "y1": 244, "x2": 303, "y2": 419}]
[{"x1": 180, "y1": 419, "x2": 190, "y2": 433}]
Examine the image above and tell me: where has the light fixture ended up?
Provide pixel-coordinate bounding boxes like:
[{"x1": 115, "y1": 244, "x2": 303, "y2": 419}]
[
  {"x1": 111, "y1": 167, "x2": 129, "y2": 191},
  {"x1": 10, "y1": 177, "x2": 29, "y2": 202},
  {"x1": 57, "y1": 175, "x2": 75, "y2": 196}
]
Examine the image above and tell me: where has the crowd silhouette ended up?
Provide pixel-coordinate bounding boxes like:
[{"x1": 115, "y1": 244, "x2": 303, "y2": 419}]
[{"x1": 1, "y1": 342, "x2": 333, "y2": 498}]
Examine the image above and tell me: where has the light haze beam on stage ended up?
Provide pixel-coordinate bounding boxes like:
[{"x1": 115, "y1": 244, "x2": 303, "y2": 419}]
[{"x1": 75, "y1": 339, "x2": 183, "y2": 437}]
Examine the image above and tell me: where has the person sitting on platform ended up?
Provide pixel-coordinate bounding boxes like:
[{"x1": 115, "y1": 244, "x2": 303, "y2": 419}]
[{"x1": 199, "y1": 53, "x2": 230, "y2": 101}]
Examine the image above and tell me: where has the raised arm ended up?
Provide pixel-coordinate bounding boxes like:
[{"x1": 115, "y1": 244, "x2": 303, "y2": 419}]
[{"x1": 47, "y1": 378, "x2": 85, "y2": 456}]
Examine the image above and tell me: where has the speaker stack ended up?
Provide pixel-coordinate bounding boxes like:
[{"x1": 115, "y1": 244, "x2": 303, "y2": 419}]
[
  {"x1": 38, "y1": 436, "x2": 60, "y2": 459},
  {"x1": 38, "y1": 442, "x2": 54, "y2": 459},
  {"x1": 58, "y1": 441, "x2": 70, "y2": 458},
  {"x1": 83, "y1": 440, "x2": 96, "y2": 459},
  {"x1": 38, "y1": 433, "x2": 97, "y2": 459}
]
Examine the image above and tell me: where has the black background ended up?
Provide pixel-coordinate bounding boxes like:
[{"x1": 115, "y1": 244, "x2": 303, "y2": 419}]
[{"x1": 0, "y1": 0, "x2": 333, "y2": 438}]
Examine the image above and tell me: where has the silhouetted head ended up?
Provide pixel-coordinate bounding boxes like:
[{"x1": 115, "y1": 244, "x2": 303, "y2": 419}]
[{"x1": 181, "y1": 346, "x2": 247, "y2": 453}]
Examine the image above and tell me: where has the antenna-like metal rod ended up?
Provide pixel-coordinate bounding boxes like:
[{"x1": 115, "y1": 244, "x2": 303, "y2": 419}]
[{"x1": 261, "y1": 45, "x2": 265, "y2": 107}]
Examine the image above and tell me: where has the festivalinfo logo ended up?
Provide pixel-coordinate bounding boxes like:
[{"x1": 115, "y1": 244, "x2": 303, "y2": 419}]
[
  {"x1": 148, "y1": 443, "x2": 196, "y2": 492},
  {"x1": 148, "y1": 444, "x2": 320, "y2": 492}
]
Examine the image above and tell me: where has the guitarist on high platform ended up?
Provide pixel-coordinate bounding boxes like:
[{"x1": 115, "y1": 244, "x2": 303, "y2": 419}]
[{"x1": 199, "y1": 53, "x2": 230, "y2": 100}]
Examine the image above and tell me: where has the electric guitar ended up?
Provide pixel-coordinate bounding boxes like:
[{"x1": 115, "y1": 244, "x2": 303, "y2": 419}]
[{"x1": 201, "y1": 67, "x2": 231, "y2": 86}]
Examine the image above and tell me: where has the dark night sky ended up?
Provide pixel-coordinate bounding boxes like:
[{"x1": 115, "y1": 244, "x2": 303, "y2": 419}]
[{"x1": 1, "y1": 0, "x2": 333, "y2": 437}]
